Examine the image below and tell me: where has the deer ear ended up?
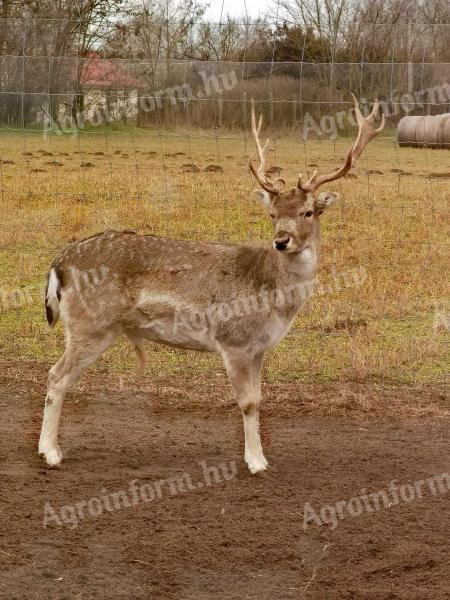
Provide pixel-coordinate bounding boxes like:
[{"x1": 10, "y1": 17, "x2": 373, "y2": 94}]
[
  {"x1": 253, "y1": 189, "x2": 273, "y2": 209},
  {"x1": 316, "y1": 191, "x2": 339, "y2": 214}
]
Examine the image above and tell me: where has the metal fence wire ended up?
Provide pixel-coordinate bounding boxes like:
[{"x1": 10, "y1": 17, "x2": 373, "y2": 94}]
[
  {"x1": 0, "y1": 18, "x2": 449, "y2": 257},
  {"x1": 0, "y1": 17, "x2": 448, "y2": 380}
]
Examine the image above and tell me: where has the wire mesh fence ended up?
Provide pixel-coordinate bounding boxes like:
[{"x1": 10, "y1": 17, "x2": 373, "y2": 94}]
[
  {"x1": 1, "y1": 17, "x2": 450, "y2": 131},
  {"x1": 0, "y1": 19, "x2": 448, "y2": 232},
  {"x1": 1, "y1": 57, "x2": 450, "y2": 131},
  {"x1": 0, "y1": 18, "x2": 448, "y2": 381}
]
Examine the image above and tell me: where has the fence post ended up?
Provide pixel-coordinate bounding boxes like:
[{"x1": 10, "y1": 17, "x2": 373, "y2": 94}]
[
  {"x1": 241, "y1": 92, "x2": 247, "y2": 128},
  {"x1": 217, "y1": 91, "x2": 223, "y2": 128},
  {"x1": 269, "y1": 92, "x2": 274, "y2": 128}
]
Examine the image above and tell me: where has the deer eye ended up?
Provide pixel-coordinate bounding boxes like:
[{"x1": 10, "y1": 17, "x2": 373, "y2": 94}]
[
  {"x1": 269, "y1": 213, "x2": 276, "y2": 219},
  {"x1": 304, "y1": 210, "x2": 314, "y2": 218}
]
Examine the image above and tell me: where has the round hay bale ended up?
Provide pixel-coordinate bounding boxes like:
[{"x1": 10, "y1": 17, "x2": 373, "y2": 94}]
[{"x1": 397, "y1": 114, "x2": 450, "y2": 148}]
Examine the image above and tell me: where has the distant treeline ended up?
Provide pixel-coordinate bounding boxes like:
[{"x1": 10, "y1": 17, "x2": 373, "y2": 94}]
[{"x1": 1, "y1": 1, "x2": 449, "y2": 129}]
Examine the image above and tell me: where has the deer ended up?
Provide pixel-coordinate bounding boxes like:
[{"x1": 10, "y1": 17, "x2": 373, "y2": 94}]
[{"x1": 38, "y1": 95, "x2": 384, "y2": 474}]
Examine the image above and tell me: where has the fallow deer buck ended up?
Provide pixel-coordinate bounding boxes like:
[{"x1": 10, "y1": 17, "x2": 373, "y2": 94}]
[{"x1": 39, "y1": 95, "x2": 384, "y2": 474}]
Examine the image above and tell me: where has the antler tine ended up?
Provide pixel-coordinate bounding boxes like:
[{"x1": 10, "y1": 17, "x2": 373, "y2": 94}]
[
  {"x1": 298, "y1": 94, "x2": 385, "y2": 194},
  {"x1": 297, "y1": 169, "x2": 318, "y2": 191},
  {"x1": 257, "y1": 113, "x2": 263, "y2": 134},
  {"x1": 369, "y1": 97, "x2": 379, "y2": 121},
  {"x1": 250, "y1": 101, "x2": 266, "y2": 166},
  {"x1": 249, "y1": 98, "x2": 283, "y2": 194},
  {"x1": 353, "y1": 94, "x2": 385, "y2": 132},
  {"x1": 370, "y1": 98, "x2": 385, "y2": 132},
  {"x1": 351, "y1": 92, "x2": 364, "y2": 124}
]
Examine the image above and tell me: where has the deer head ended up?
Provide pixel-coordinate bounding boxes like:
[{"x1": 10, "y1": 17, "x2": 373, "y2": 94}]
[{"x1": 249, "y1": 95, "x2": 385, "y2": 253}]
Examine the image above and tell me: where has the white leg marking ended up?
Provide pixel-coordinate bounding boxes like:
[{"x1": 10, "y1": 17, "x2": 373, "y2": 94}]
[
  {"x1": 222, "y1": 351, "x2": 268, "y2": 474},
  {"x1": 38, "y1": 332, "x2": 117, "y2": 467},
  {"x1": 243, "y1": 411, "x2": 268, "y2": 474},
  {"x1": 39, "y1": 390, "x2": 66, "y2": 467}
]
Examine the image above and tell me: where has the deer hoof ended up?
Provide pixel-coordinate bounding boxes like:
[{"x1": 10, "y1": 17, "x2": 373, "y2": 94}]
[
  {"x1": 246, "y1": 453, "x2": 268, "y2": 474},
  {"x1": 39, "y1": 445, "x2": 63, "y2": 467}
]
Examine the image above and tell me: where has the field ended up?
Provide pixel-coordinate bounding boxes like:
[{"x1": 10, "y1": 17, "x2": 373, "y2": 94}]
[
  {"x1": 0, "y1": 127, "x2": 448, "y2": 383},
  {"x1": 0, "y1": 127, "x2": 449, "y2": 599}
]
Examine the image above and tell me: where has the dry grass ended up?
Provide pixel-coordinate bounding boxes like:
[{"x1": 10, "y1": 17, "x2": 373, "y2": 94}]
[{"x1": 0, "y1": 126, "x2": 448, "y2": 385}]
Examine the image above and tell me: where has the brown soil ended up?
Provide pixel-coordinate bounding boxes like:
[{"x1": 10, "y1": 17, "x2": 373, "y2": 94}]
[{"x1": 0, "y1": 360, "x2": 449, "y2": 599}]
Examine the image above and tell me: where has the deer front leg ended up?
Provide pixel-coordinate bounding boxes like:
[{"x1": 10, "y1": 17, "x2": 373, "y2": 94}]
[{"x1": 222, "y1": 351, "x2": 267, "y2": 474}]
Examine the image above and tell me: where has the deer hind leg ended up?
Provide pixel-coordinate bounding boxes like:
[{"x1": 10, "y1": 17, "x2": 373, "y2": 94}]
[
  {"x1": 38, "y1": 330, "x2": 117, "y2": 467},
  {"x1": 126, "y1": 333, "x2": 147, "y2": 373},
  {"x1": 222, "y1": 350, "x2": 267, "y2": 474}
]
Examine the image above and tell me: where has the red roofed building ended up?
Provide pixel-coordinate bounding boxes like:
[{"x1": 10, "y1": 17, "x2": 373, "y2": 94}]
[
  {"x1": 67, "y1": 52, "x2": 144, "y2": 126},
  {"x1": 78, "y1": 52, "x2": 143, "y2": 90}
]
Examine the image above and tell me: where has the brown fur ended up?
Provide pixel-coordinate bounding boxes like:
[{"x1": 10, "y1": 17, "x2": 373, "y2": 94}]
[{"x1": 38, "y1": 94, "x2": 383, "y2": 473}]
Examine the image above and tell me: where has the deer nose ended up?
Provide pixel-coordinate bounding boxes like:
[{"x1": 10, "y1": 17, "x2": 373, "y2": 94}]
[{"x1": 274, "y1": 237, "x2": 290, "y2": 251}]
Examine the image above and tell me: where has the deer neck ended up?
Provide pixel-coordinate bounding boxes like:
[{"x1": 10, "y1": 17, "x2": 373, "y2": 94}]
[
  {"x1": 274, "y1": 239, "x2": 319, "y2": 284},
  {"x1": 260, "y1": 239, "x2": 319, "y2": 318}
]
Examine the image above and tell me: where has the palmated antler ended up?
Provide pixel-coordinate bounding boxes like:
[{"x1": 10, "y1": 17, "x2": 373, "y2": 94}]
[
  {"x1": 298, "y1": 94, "x2": 385, "y2": 194},
  {"x1": 249, "y1": 99, "x2": 284, "y2": 194}
]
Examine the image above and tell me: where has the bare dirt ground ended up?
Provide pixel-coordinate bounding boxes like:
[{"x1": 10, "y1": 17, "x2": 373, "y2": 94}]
[{"x1": 0, "y1": 360, "x2": 449, "y2": 599}]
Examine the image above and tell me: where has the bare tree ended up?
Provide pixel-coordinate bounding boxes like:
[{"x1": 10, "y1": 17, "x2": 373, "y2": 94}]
[
  {"x1": 0, "y1": 0, "x2": 128, "y2": 124},
  {"x1": 186, "y1": 17, "x2": 250, "y2": 61},
  {"x1": 105, "y1": 0, "x2": 206, "y2": 86},
  {"x1": 276, "y1": 0, "x2": 357, "y2": 62}
]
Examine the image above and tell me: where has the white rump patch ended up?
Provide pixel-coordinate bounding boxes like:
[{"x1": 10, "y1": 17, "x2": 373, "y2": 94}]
[{"x1": 47, "y1": 268, "x2": 61, "y2": 322}]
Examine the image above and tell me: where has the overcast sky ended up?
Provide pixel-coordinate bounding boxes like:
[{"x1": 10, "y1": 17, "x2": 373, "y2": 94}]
[{"x1": 203, "y1": 0, "x2": 275, "y2": 21}]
